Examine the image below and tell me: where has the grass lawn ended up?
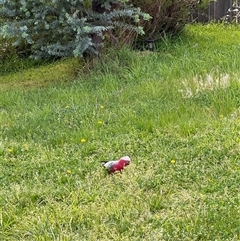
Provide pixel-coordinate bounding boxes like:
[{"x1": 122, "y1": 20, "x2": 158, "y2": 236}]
[{"x1": 0, "y1": 24, "x2": 240, "y2": 240}]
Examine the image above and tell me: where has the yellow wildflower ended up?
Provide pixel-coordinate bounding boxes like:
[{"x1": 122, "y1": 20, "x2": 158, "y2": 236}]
[
  {"x1": 81, "y1": 138, "x2": 86, "y2": 143},
  {"x1": 171, "y1": 159, "x2": 176, "y2": 164}
]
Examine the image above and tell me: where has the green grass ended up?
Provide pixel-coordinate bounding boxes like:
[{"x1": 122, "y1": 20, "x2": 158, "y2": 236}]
[{"x1": 0, "y1": 24, "x2": 240, "y2": 240}]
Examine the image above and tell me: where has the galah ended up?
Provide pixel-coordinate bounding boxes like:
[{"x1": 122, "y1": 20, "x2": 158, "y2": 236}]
[{"x1": 102, "y1": 156, "x2": 131, "y2": 174}]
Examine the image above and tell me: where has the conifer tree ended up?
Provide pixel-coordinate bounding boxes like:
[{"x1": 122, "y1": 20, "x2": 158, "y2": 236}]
[{"x1": 0, "y1": 0, "x2": 150, "y2": 58}]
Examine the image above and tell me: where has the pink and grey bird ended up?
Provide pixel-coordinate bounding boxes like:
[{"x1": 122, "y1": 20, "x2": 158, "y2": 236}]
[{"x1": 102, "y1": 156, "x2": 131, "y2": 174}]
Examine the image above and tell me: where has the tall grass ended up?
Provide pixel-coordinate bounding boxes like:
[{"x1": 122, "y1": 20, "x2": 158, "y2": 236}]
[{"x1": 0, "y1": 24, "x2": 240, "y2": 240}]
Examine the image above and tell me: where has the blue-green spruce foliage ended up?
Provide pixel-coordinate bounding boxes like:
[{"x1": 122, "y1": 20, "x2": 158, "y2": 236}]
[{"x1": 0, "y1": 0, "x2": 150, "y2": 58}]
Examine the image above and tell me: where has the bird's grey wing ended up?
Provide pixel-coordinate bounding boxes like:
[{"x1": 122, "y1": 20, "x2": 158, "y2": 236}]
[{"x1": 104, "y1": 161, "x2": 117, "y2": 169}]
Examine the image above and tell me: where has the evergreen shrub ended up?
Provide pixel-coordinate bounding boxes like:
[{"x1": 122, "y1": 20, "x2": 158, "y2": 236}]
[{"x1": 0, "y1": 0, "x2": 150, "y2": 59}]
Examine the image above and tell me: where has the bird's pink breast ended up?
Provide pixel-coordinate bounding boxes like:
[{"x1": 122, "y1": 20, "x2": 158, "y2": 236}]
[{"x1": 110, "y1": 160, "x2": 126, "y2": 173}]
